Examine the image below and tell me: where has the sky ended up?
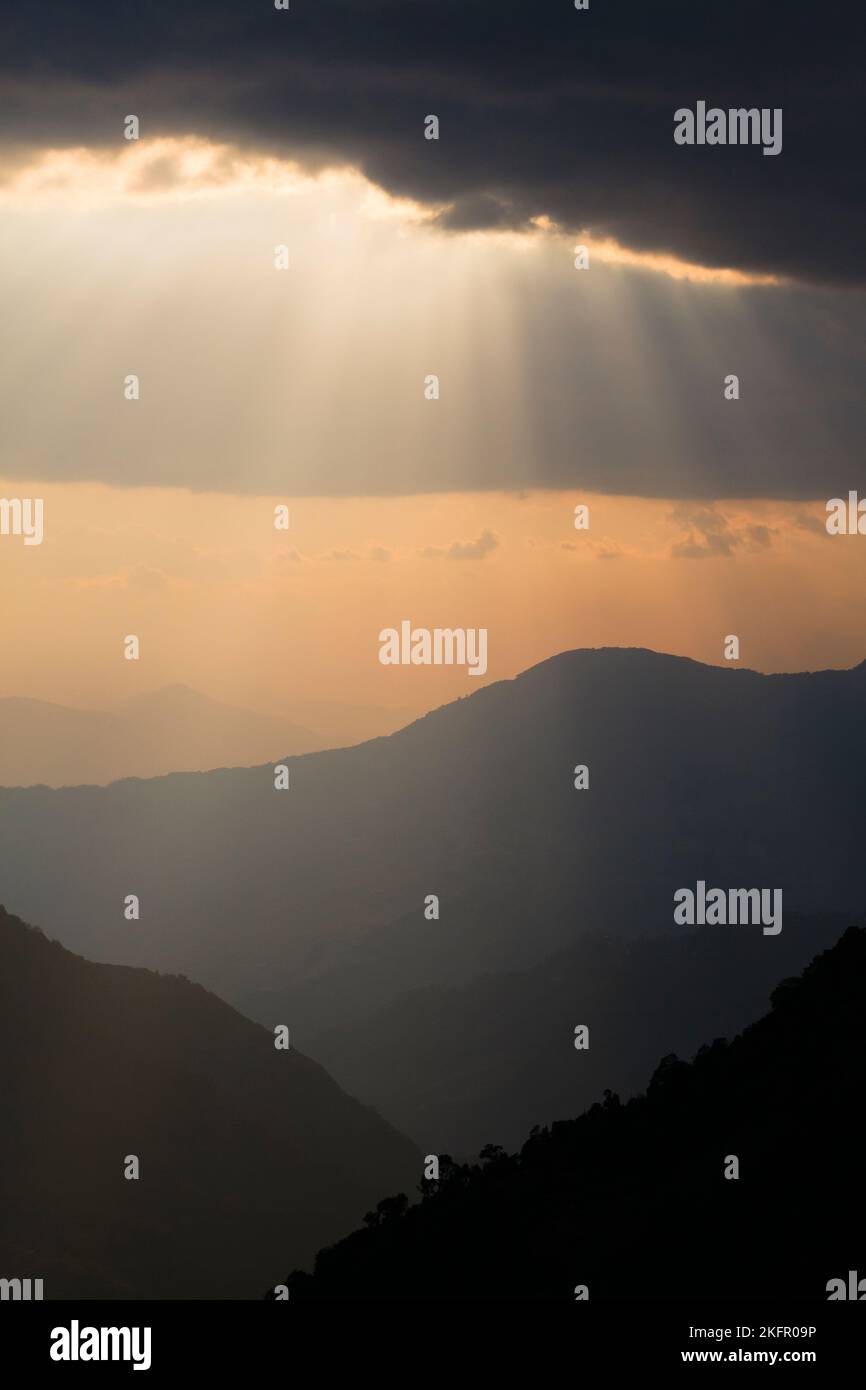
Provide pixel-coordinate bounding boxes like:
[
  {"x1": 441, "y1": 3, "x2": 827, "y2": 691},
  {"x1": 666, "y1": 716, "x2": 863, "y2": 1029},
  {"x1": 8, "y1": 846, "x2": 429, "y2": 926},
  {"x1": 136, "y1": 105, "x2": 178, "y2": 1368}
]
[{"x1": 0, "y1": 2, "x2": 863, "y2": 729}]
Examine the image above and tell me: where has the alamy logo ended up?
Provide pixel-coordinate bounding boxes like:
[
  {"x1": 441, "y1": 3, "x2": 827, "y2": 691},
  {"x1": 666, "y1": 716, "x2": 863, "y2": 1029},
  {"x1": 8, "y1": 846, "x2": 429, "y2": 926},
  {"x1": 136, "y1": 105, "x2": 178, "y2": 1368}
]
[
  {"x1": 674, "y1": 881, "x2": 782, "y2": 936},
  {"x1": 0, "y1": 497, "x2": 43, "y2": 545},
  {"x1": 50, "y1": 1321, "x2": 152, "y2": 1371},
  {"x1": 0, "y1": 1277, "x2": 43, "y2": 1300},
  {"x1": 674, "y1": 102, "x2": 782, "y2": 156},
  {"x1": 379, "y1": 621, "x2": 488, "y2": 677},
  {"x1": 826, "y1": 1270, "x2": 866, "y2": 1300},
  {"x1": 826, "y1": 493, "x2": 866, "y2": 535}
]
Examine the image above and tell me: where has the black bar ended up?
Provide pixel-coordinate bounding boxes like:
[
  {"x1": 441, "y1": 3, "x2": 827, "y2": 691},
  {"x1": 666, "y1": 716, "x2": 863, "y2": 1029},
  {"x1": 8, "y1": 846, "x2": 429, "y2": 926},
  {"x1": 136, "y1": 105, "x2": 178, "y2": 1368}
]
[{"x1": 2, "y1": 1299, "x2": 862, "y2": 1375}]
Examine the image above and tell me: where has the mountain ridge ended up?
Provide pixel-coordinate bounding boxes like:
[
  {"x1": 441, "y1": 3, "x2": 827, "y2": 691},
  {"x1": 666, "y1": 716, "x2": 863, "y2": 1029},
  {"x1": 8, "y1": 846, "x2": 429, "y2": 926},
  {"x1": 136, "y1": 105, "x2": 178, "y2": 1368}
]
[
  {"x1": 0, "y1": 684, "x2": 320, "y2": 788},
  {"x1": 307, "y1": 909, "x2": 859, "y2": 1154},
  {"x1": 1, "y1": 643, "x2": 865, "y2": 1068}
]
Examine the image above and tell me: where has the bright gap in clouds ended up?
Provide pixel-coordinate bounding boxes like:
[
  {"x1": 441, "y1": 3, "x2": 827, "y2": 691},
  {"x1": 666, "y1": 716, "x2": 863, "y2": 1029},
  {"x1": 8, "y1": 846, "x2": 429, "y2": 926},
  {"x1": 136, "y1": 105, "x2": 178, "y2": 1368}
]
[
  {"x1": 2, "y1": 136, "x2": 836, "y2": 504},
  {"x1": 0, "y1": 137, "x2": 782, "y2": 291}
]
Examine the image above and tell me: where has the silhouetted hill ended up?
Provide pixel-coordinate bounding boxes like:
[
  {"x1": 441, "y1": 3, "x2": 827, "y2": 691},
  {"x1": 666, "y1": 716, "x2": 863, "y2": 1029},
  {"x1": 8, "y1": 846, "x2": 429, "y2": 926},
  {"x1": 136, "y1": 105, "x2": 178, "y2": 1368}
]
[
  {"x1": 308, "y1": 912, "x2": 855, "y2": 1154},
  {"x1": 0, "y1": 905, "x2": 419, "y2": 1299},
  {"x1": 0, "y1": 685, "x2": 319, "y2": 786},
  {"x1": 283, "y1": 927, "x2": 866, "y2": 1301}
]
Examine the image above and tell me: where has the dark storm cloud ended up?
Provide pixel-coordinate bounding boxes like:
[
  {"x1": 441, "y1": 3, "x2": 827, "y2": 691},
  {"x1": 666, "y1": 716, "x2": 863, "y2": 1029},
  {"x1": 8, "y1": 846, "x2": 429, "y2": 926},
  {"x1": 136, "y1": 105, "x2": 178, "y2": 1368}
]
[{"x1": 1, "y1": 0, "x2": 864, "y2": 285}]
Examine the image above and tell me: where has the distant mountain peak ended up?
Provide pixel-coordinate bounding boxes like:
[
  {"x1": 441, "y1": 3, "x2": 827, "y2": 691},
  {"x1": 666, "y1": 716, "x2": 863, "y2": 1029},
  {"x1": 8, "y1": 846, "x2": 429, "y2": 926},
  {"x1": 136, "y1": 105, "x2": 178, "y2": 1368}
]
[{"x1": 120, "y1": 682, "x2": 218, "y2": 709}]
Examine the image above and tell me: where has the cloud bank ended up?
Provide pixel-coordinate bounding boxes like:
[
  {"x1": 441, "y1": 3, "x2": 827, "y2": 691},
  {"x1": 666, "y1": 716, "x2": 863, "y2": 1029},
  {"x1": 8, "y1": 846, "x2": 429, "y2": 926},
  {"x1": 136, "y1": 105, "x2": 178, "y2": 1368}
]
[{"x1": 0, "y1": 0, "x2": 863, "y2": 285}]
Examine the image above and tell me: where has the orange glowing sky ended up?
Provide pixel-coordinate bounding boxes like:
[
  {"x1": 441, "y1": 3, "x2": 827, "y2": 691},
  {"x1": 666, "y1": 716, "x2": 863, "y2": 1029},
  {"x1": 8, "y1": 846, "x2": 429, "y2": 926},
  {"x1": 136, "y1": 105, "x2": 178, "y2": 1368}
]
[{"x1": 0, "y1": 139, "x2": 861, "y2": 734}]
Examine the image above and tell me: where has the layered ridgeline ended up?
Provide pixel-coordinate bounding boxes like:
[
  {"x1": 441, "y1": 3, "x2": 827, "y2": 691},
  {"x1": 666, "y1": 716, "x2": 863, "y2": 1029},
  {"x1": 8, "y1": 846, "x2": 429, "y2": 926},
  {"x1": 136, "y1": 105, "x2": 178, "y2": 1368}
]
[
  {"x1": 0, "y1": 648, "x2": 864, "y2": 1148},
  {"x1": 308, "y1": 911, "x2": 856, "y2": 1154},
  {"x1": 282, "y1": 927, "x2": 866, "y2": 1301},
  {"x1": 0, "y1": 685, "x2": 320, "y2": 786},
  {"x1": 0, "y1": 906, "x2": 418, "y2": 1299},
  {"x1": 1, "y1": 649, "x2": 863, "y2": 1017}
]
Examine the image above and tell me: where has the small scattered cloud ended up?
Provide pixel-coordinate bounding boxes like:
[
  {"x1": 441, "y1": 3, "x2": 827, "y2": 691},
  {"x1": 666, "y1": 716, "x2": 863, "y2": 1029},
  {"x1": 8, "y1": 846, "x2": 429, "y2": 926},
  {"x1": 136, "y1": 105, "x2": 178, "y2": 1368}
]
[
  {"x1": 669, "y1": 506, "x2": 777, "y2": 560},
  {"x1": 127, "y1": 564, "x2": 171, "y2": 593},
  {"x1": 270, "y1": 546, "x2": 307, "y2": 571},
  {"x1": 794, "y1": 512, "x2": 827, "y2": 536},
  {"x1": 319, "y1": 545, "x2": 391, "y2": 562},
  {"x1": 592, "y1": 538, "x2": 625, "y2": 561},
  {"x1": 561, "y1": 537, "x2": 629, "y2": 560},
  {"x1": 423, "y1": 528, "x2": 500, "y2": 561},
  {"x1": 746, "y1": 524, "x2": 773, "y2": 549},
  {"x1": 67, "y1": 564, "x2": 172, "y2": 592},
  {"x1": 322, "y1": 548, "x2": 362, "y2": 562}
]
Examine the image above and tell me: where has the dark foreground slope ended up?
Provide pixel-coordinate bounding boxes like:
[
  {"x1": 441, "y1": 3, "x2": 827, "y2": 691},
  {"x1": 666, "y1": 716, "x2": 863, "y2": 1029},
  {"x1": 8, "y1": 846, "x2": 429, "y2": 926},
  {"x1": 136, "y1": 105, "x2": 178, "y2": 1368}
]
[
  {"x1": 283, "y1": 927, "x2": 866, "y2": 1301},
  {"x1": 0, "y1": 906, "x2": 418, "y2": 1299}
]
